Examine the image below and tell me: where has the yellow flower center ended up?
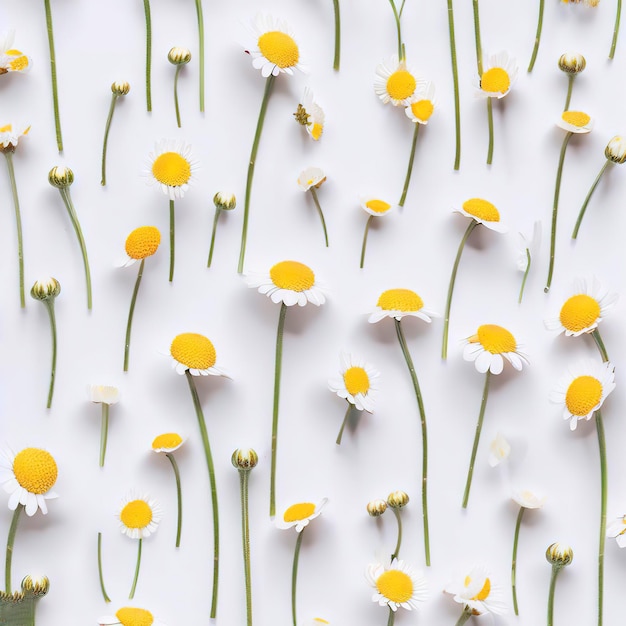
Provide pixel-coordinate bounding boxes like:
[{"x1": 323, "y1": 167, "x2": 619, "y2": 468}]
[
  {"x1": 311, "y1": 123, "x2": 323, "y2": 140},
  {"x1": 115, "y1": 607, "x2": 154, "y2": 626},
  {"x1": 462, "y1": 198, "x2": 500, "y2": 222},
  {"x1": 481, "y1": 67, "x2": 510, "y2": 93},
  {"x1": 269, "y1": 261, "x2": 315, "y2": 291},
  {"x1": 365, "y1": 199, "x2": 391, "y2": 214},
  {"x1": 257, "y1": 31, "x2": 300, "y2": 68},
  {"x1": 471, "y1": 577, "x2": 491, "y2": 601},
  {"x1": 377, "y1": 288, "x2": 423, "y2": 312},
  {"x1": 344, "y1": 366, "x2": 370, "y2": 395},
  {"x1": 565, "y1": 375, "x2": 603, "y2": 416},
  {"x1": 559, "y1": 294, "x2": 601, "y2": 332},
  {"x1": 470, "y1": 324, "x2": 517, "y2": 354},
  {"x1": 120, "y1": 499, "x2": 153, "y2": 529},
  {"x1": 13, "y1": 448, "x2": 58, "y2": 495},
  {"x1": 562, "y1": 111, "x2": 591, "y2": 127},
  {"x1": 283, "y1": 502, "x2": 316, "y2": 522},
  {"x1": 152, "y1": 433, "x2": 183, "y2": 450},
  {"x1": 125, "y1": 226, "x2": 161, "y2": 260},
  {"x1": 386, "y1": 69, "x2": 417, "y2": 101},
  {"x1": 410, "y1": 99, "x2": 434, "y2": 121},
  {"x1": 376, "y1": 570, "x2": 414, "y2": 603},
  {"x1": 151, "y1": 152, "x2": 191, "y2": 187},
  {"x1": 0, "y1": 124, "x2": 12, "y2": 133},
  {"x1": 170, "y1": 333, "x2": 217, "y2": 370}
]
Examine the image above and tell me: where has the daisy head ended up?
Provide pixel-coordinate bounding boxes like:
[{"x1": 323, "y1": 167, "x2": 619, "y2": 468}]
[
  {"x1": 444, "y1": 565, "x2": 507, "y2": 615},
  {"x1": 0, "y1": 123, "x2": 30, "y2": 153},
  {"x1": 276, "y1": 498, "x2": 327, "y2": 531},
  {"x1": 169, "y1": 332, "x2": 229, "y2": 377},
  {"x1": 146, "y1": 140, "x2": 196, "y2": 200},
  {"x1": 405, "y1": 82, "x2": 436, "y2": 124},
  {"x1": 360, "y1": 197, "x2": 393, "y2": 217},
  {"x1": 246, "y1": 15, "x2": 305, "y2": 77},
  {"x1": 369, "y1": 288, "x2": 438, "y2": 324},
  {"x1": 246, "y1": 260, "x2": 326, "y2": 307},
  {"x1": 558, "y1": 53, "x2": 586, "y2": 74},
  {"x1": 488, "y1": 432, "x2": 511, "y2": 467},
  {"x1": 607, "y1": 515, "x2": 626, "y2": 548},
  {"x1": 294, "y1": 87, "x2": 325, "y2": 140},
  {"x1": 99, "y1": 607, "x2": 166, "y2": 626},
  {"x1": 123, "y1": 226, "x2": 161, "y2": 267},
  {"x1": 545, "y1": 276, "x2": 617, "y2": 336},
  {"x1": 556, "y1": 110, "x2": 593, "y2": 134},
  {"x1": 366, "y1": 560, "x2": 428, "y2": 612},
  {"x1": 475, "y1": 51, "x2": 518, "y2": 99},
  {"x1": 546, "y1": 543, "x2": 574, "y2": 567},
  {"x1": 298, "y1": 167, "x2": 326, "y2": 191},
  {"x1": 367, "y1": 499, "x2": 388, "y2": 517},
  {"x1": 88, "y1": 385, "x2": 120, "y2": 405},
  {"x1": 151, "y1": 433, "x2": 185, "y2": 454},
  {"x1": 374, "y1": 56, "x2": 423, "y2": 106},
  {"x1": 454, "y1": 198, "x2": 508, "y2": 233},
  {"x1": 328, "y1": 353, "x2": 380, "y2": 413},
  {"x1": 117, "y1": 493, "x2": 162, "y2": 540},
  {"x1": 605, "y1": 135, "x2": 626, "y2": 164},
  {"x1": 0, "y1": 31, "x2": 32, "y2": 74},
  {"x1": 0, "y1": 447, "x2": 58, "y2": 516},
  {"x1": 550, "y1": 360, "x2": 615, "y2": 430},
  {"x1": 512, "y1": 489, "x2": 546, "y2": 509},
  {"x1": 463, "y1": 324, "x2": 529, "y2": 375}
]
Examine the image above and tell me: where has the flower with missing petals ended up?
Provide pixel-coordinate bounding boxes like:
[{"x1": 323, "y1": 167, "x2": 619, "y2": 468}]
[
  {"x1": 169, "y1": 333, "x2": 229, "y2": 377},
  {"x1": 294, "y1": 87, "x2": 325, "y2": 140},
  {"x1": 0, "y1": 31, "x2": 32, "y2": 74},
  {"x1": 556, "y1": 111, "x2": 593, "y2": 134},
  {"x1": 444, "y1": 565, "x2": 507, "y2": 616},
  {"x1": 276, "y1": 499, "x2": 328, "y2": 532}
]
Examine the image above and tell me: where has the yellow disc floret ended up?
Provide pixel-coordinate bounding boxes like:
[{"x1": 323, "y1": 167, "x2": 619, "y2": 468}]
[
  {"x1": 8, "y1": 55, "x2": 29, "y2": 72},
  {"x1": 152, "y1": 433, "x2": 183, "y2": 450},
  {"x1": 125, "y1": 226, "x2": 161, "y2": 260},
  {"x1": 116, "y1": 607, "x2": 154, "y2": 626},
  {"x1": 481, "y1": 68, "x2": 510, "y2": 93},
  {"x1": 120, "y1": 500, "x2": 153, "y2": 529},
  {"x1": 284, "y1": 502, "x2": 316, "y2": 522},
  {"x1": 170, "y1": 333, "x2": 217, "y2": 370},
  {"x1": 471, "y1": 578, "x2": 491, "y2": 601},
  {"x1": 270, "y1": 261, "x2": 315, "y2": 291},
  {"x1": 566, "y1": 376, "x2": 603, "y2": 416},
  {"x1": 13, "y1": 448, "x2": 58, "y2": 494},
  {"x1": 377, "y1": 288, "x2": 423, "y2": 312},
  {"x1": 562, "y1": 111, "x2": 591, "y2": 127},
  {"x1": 344, "y1": 366, "x2": 370, "y2": 395},
  {"x1": 152, "y1": 152, "x2": 192, "y2": 187},
  {"x1": 410, "y1": 99, "x2": 434, "y2": 121},
  {"x1": 258, "y1": 31, "x2": 299, "y2": 68},
  {"x1": 386, "y1": 70, "x2": 417, "y2": 101},
  {"x1": 559, "y1": 295, "x2": 601, "y2": 333},
  {"x1": 470, "y1": 324, "x2": 517, "y2": 354},
  {"x1": 376, "y1": 570, "x2": 414, "y2": 603},
  {"x1": 463, "y1": 198, "x2": 500, "y2": 222},
  {"x1": 366, "y1": 199, "x2": 392, "y2": 214}
]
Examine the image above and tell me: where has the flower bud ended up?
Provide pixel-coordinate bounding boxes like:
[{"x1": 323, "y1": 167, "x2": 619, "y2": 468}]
[
  {"x1": 558, "y1": 53, "x2": 586, "y2": 74},
  {"x1": 232, "y1": 448, "x2": 258, "y2": 470},
  {"x1": 605, "y1": 136, "x2": 626, "y2": 164},
  {"x1": 366, "y1": 499, "x2": 387, "y2": 517},
  {"x1": 111, "y1": 81, "x2": 130, "y2": 96},
  {"x1": 30, "y1": 277, "x2": 61, "y2": 301},
  {"x1": 21, "y1": 575, "x2": 50, "y2": 596},
  {"x1": 387, "y1": 491, "x2": 409, "y2": 509},
  {"x1": 168, "y1": 47, "x2": 192, "y2": 65},
  {"x1": 214, "y1": 192, "x2": 237, "y2": 211},
  {"x1": 48, "y1": 165, "x2": 74, "y2": 188},
  {"x1": 546, "y1": 542, "x2": 574, "y2": 567}
]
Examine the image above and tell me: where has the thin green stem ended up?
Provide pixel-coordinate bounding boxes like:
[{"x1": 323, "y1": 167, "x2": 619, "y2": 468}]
[
  {"x1": 592, "y1": 329, "x2": 610, "y2": 363},
  {"x1": 174, "y1": 65, "x2": 183, "y2": 128},
  {"x1": 442, "y1": 220, "x2": 478, "y2": 359},
  {"x1": 386, "y1": 607, "x2": 396, "y2": 626},
  {"x1": 545, "y1": 131, "x2": 573, "y2": 293},
  {"x1": 547, "y1": 565, "x2": 560, "y2": 626},
  {"x1": 3, "y1": 153, "x2": 25, "y2": 307},
  {"x1": 128, "y1": 538, "x2": 142, "y2": 599},
  {"x1": 527, "y1": 0, "x2": 545, "y2": 72},
  {"x1": 399, "y1": 123, "x2": 420, "y2": 207},
  {"x1": 596, "y1": 410, "x2": 607, "y2": 626},
  {"x1": 166, "y1": 453, "x2": 183, "y2": 548},
  {"x1": 99, "y1": 403, "x2": 109, "y2": 467},
  {"x1": 292, "y1": 529, "x2": 305, "y2": 626},
  {"x1": 44, "y1": 0, "x2": 63, "y2": 152},
  {"x1": 610, "y1": 0, "x2": 622, "y2": 59},
  {"x1": 395, "y1": 319, "x2": 430, "y2": 566},
  {"x1": 195, "y1": 0, "x2": 205, "y2": 112},
  {"x1": 388, "y1": 0, "x2": 404, "y2": 61},
  {"x1": 270, "y1": 303, "x2": 287, "y2": 518},
  {"x1": 455, "y1": 607, "x2": 473, "y2": 626},
  {"x1": 564, "y1": 75, "x2": 574, "y2": 112},
  {"x1": 143, "y1": 0, "x2": 152, "y2": 111},
  {"x1": 390, "y1": 506, "x2": 403, "y2": 561},
  {"x1": 486, "y1": 97, "x2": 494, "y2": 165},
  {"x1": 101, "y1": 94, "x2": 119, "y2": 186},
  {"x1": 518, "y1": 248, "x2": 531, "y2": 304},
  {"x1": 238, "y1": 75, "x2": 276, "y2": 274},
  {"x1": 43, "y1": 300, "x2": 57, "y2": 409},
  {"x1": 185, "y1": 371, "x2": 220, "y2": 617},
  {"x1": 446, "y1": 0, "x2": 462, "y2": 170},
  {"x1": 169, "y1": 200, "x2": 175, "y2": 282},
  {"x1": 462, "y1": 371, "x2": 491, "y2": 508},
  {"x1": 398, "y1": 0, "x2": 406, "y2": 18},
  {"x1": 238, "y1": 469, "x2": 252, "y2": 626},
  {"x1": 332, "y1": 0, "x2": 341, "y2": 70},
  {"x1": 123, "y1": 259, "x2": 145, "y2": 371},
  {"x1": 97, "y1": 532, "x2": 111, "y2": 602},
  {"x1": 360, "y1": 215, "x2": 374, "y2": 269},
  {"x1": 572, "y1": 160, "x2": 610, "y2": 240},
  {"x1": 512, "y1": 506, "x2": 525, "y2": 615},
  {"x1": 4, "y1": 506, "x2": 21, "y2": 594},
  {"x1": 207, "y1": 208, "x2": 221, "y2": 267},
  {"x1": 309, "y1": 187, "x2": 329, "y2": 247},
  {"x1": 336, "y1": 402, "x2": 353, "y2": 445},
  {"x1": 472, "y1": 0, "x2": 483, "y2": 75}
]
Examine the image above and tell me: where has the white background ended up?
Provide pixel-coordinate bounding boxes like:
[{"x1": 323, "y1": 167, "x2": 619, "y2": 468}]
[{"x1": 1, "y1": 0, "x2": 626, "y2": 624}]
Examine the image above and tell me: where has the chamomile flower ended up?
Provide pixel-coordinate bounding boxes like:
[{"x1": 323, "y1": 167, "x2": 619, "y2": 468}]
[
  {"x1": 0, "y1": 31, "x2": 32, "y2": 74},
  {"x1": 297, "y1": 167, "x2": 326, "y2": 191},
  {"x1": 151, "y1": 433, "x2": 185, "y2": 454},
  {"x1": 463, "y1": 324, "x2": 528, "y2": 375},
  {"x1": 512, "y1": 489, "x2": 546, "y2": 509},
  {"x1": 366, "y1": 560, "x2": 428, "y2": 612},
  {"x1": 454, "y1": 198, "x2": 508, "y2": 233},
  {"x1": 169, "y1": 333, "x2": 229, "y2": 377},
  {"x1": 404, "y1": 82, "x2": 437, "y2": 124},
  {"x1": 146, "y1": 140, "x2": 196, "y2": 200},
  {"x1": 556, "y1": 110, "x2": 593, "y2": 134},
  {"x1": 360, "y1": 196, "x2": 393, "y2": 217},
  {"x1": 328, "y1": 353, "x2": 379, "y2": 413},
  {"x1": 0, "y1": 123, "x2": 30, "y2": 150},
  {"x1": 475, "y1": 51, "x2": 518, "y2": 99},
  {"x1": 99, "y1": 607, "x2": 166, "y2": 626},
  {"x1": 607, "y1": 515, "x2": 626, "y2": 547},
  {"x1": 122, "y1": 226, "x2": 161, "y2": 267},
  {"x1": 488, "y1": 432, "x2": 511, "y2": 467},
  {"x1": 277, "y1": 499, "x2": 328, "y2": 532},
  {"x1": 117, "y1": 493, "x2": 161, "y2": 540},
  {"x1": 369, "y1": 288, "x2": 437, "y2": 324},
  {"x1": 445, "y1": 565, "x2": 507, "y2": 616},
  {"x1": 374, "y1": 56, "x2": 423, "y2": 106},
  {"x1": 294, "y1": 87, "x2": 325, "y2": 140}
]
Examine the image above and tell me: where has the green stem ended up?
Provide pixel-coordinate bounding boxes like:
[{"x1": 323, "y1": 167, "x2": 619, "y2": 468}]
[
  {"x1": 399, "y1": 123, "x2": 420, "y2": 207},
  {"x1": 185, "y1": 371, "x2": 220, "y2": 618},
  {"x1": 123, "y1": 259, "x2": 145, "y2": 371},
  {"x1": 547, "y1": 565, "x2": 560, "y2": 626},
  {"x1": 44, "y1": 0, "x2": 63, "y2": 152},
  {"x1": 446, "y1": 0, "x2": 462, "y2": 170},
  {"x1": 270, "y1": 303, "x2": 287, "y2": 518},
  {"x1": 238, "y1": 74, "x2": 276, "y2": 274},
  {"x1": 174, "y1": 65, "x2": 183, "y2": 128},
  {"x1": 169, "y1": 199, "x2": 175, "y2": 282},
  {"x1": 360, "y1": 215, "x2": 374, "y2": 269},
  {"x1": 390, "y1": 506, "x2": 403, "y2": 561},
  {"x1": 166, "y1": 453, "x2": 183, "y2": 548},
  {"x1": 386, "y1": 607, "x2": 396, "y2": 626},
  {"x1": 143, "y1": 0, "x2": 152, "y2": 111},
  {"x1": 291, "y1": 529, "x2": 304, "y2": 626},
  {"x1": 388, "y1": 0, "x2": 404, "y2": 61},
  {"x1": 309, "y1": 187, "x2": 329, "y2": 247},
  {"x1": 486, "y1": 97, "x2": 494, "y2": 165},
  {"x1": 564, "y1": 75, "x2": 574, "y2": 112},
  {"x1": 101, "y1": 94, "x2": 119, "y2": 186},
  {"x1": 442, "y1": 220, "x2": 478, "y2": 359},
  {"x1": 332, "y1": 0, "x2": 341, "y2": 70},
  {"x1": 207, "y1": 208, "x2": 221, "y2": 267},
  {"x1": 195, "y1": 0, "x2": 205, "y2": 112},
  {"x1": 512, "y1": 506, "x2": 525, "y2": 615},
  {"x1": 128, "y1": 538, "x2": 142, "y2": 599},
  {"x1": 43, "y1": 300, "x2": 57, "y2": 409},
  {"x1": 4, "y1": 506, "x2": 21, "y2": 594},
  {"x1": 610, "y1": 0, "x2": 622, "y2": 59},
  {"x1": 545, "y1": 131, "x2": 573, "y2": 293},
  {"x1": 99, "y1": 403, "x2": 109, "y2": 467},
  {"x1": 3, "y1": 153, "x2": 25, "y2": 308},
  {"x1": 336, "y1": 402, "x2": 353, "y2": 445},
  {"x1": 527, "y1": 0, "x2": 545, "y2": 72},
  {"x1": 97, "y1": 532, "x2": 111, "y2": 602},
  {"x1": 472, "y1": 0, "x2": 483, "y2": 75},
  {"x1": 238, "y1": 469, "x2": 252, "y2": 626},
  {"x1": 596, "y1": 409, "x2": 607, "y2": 626},
  {"x1": 395, "y1": 319, "x2": 430, "y2": 566},
  {"x1": 455, "y1": 607, "x2": 473, "y2": 626},
  {"x1": 592, "y1": 329, "x2": 610, "y2": 363},
  {"x1": 572, "y1": 160, "x2": 610, "y2": 240},
  {"x1": 462, "y1": 371, "x2": 491, "y2": 508},
  {"x1": 518, "y1": 248, "x2": 531, "y2": 304}
]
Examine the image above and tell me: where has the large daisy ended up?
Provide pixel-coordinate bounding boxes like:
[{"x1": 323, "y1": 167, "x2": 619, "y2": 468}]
[
  {"x1": 0, "y1": 31, "x2": 32, "y2": 74},
  {"x1": 99, "y1": 607, "x2": 166, "y2": 626},
  {"x1": 369, "y1": 288, "x2": 437, "y2": 323},
  {"x1": 454, "y1": 198, "x2": 507, "y2": 233},
  {"x1": 404, "y1": 82, "x2": 436, "y2": 124},
  {"x1": 117, "y1": 493, "x2": 161, "y2": 540},
  {"x1": 445, "y1": 565, "x2": 507, "y2": 616},
  {"x1": 146, "y1": 140, "x2": 196, "y2": 200},
  {"x1": 366, "y1": 560, "x2": 428, "y2": 612},
  {"x1": 276, "y1": 498, "x2": 327, "y2": 532},
  {"x1": 169, "y1": 332, "x2": 229, "y2": 377},
  {"x1": 475, "y1": 51, "x2": 518, "y2": 99},
  {"x1": 463, "y1": 324, "x2": 528, "y2": 375},
  {"x1": 328, "y1": 353, "x2": 379, "y2": 413},
  {"x1": 374, "y1": 56, "x2": 422, "y2": 106}
]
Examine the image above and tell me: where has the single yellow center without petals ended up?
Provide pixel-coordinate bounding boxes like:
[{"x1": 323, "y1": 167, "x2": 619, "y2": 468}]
[
  {"x1": 171, "y1": 333, "x2": 217, "y2": 370},
  {"x1": 151, "y1": 152, "x2": 191, "y2": 187},
  {"x1": 258, "y1": 31, "x2": 300, "y2": 68},
  {"x1": 376, "y1": 570, "x2": 413, "y2": 603},
  {"x1": 152, "y1": 433, "x2": 183, "y2": 450},
  {"x1": 283, "y1": 502, "x2": 315, "y2": 522},
  {"x1": 365, "y1": 199, "x2": 391, "y2": 214},
  {"x1": 0, "y1": 124, "x2": 12, "y2": 133},
  {"x1": 565, "y1": 376, "x2": 602, "y2": 416},
  {"x1": 471, "y1": 578, "x2": 491, "y2": 601},
  {"x1": 410, "y1": 99, "x2": 434, "y2": 121},
  {"x1": 386, "y1": 70, "x2": 417, "y2": 101},
  {"x1": 562, "y1": 111, "x2": 591, "y2": 127},
  {"x1": 377, "y1": 288, "x2": 423, "y2": 312},
  {"x1": 13, "y1": 448, "x2": 58, "y2": 494},
  {"x1": 311, "y1": 123, "x2": 323, "y2": 140},
  {"x1": 481, "y1": 67, "x2": 510, "y2": 93},
  {"x1": 559, "y1": 294, "x2": 601, "y2": 332},
  {"x1": 120, "y1": 500, "x2": 153, "y2": 529},
  {"x1": 115, "y1": 607, "x2": 154, "y2": 626},
  {"x1": 344, "y1": 366, "x2": 370, "y2": 395},
  {"x1": 463, "y1": 198, "x2": 500, "y2": 222},
  {"x1": 471, "y1": 324, "x2": 516, "y2": 354},
  {"x1": 270, "y1": 261, "x2": 315, "y2": 291},
  {"x1": 125, "y1": 226, "x2": 161, "y2": 260}
]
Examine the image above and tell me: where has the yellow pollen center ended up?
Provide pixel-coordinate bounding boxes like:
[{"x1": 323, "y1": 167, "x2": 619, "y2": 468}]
[
  {"x1": 125, "y1": 226, "x2": 161, "y2": 260},
  {"x1": 344, "y1": 366, "x2": 370, "y2": 395},
  {"x1": 115, "y1": 607, "x2": 154, "y2": 626},
  {"x1": 410, "y1": 99, "x2": 434, "y2": 121},
  {"x1": 311, "y1": 123, "x2": 323, "y2": 140},
  {"x1": 559, "y1": 294, "x2": 601, "y2": 332},
  {"x1": 151, "y1": 152, "x2": 191, "y2": 187},
  {"x1": 481, "y1": 67, "x2": 510, "y2": 93},
  {"x1": 365, "y1": 199, "x2": 391, "y2": 214},
  {"x1": 386, "y1": 70, "x2": 417, "y2": 101},
  {"x1": 152, "y1": 433, "x2": 183, "y2": 450},
  {"x1": 270, "y1": 261, "x2": 315, "y2": 291},
  {"x1": 565, "y1": 376, "x2": 603, "y2": 416},
  {"x1": 471, "y1": 324, "x2": 517, "y2": 354},
  {"x1": 283, "y1": 502, "x2": 316, "y2": 522},
  {"x1": 9, "y1": 55, "x2": 29, "y2": 71},
  {"x1": 170, "y1": 333, "x2": 217, "y2": 370},
  {"x1": 120, "y1": 500, "x2": 153, "y2": 529},
  {"x1": 471, "y1": 578, "x2": 491, "y2": 601},
  {"x1": 0, "y1": 124, "x2": 12, "y2": 132},
  {"x1": 562, "y1": 111, "x2": 591, "y2": 127},
  {"x1": 377, "y1": 288, "x2": 423, "y2": 312},
  {"x1": 375, "y1": 570, "x2": 414, "y2": 603},
  {"x1": 462, "y1": 198, "x2": 500, "y2": 222},
  {"x1": 13, "y1": 448, "x2": 58, "y2": 494},
  {"x1": 257, "y1": 31, "x2": 300, "y2": 68}
]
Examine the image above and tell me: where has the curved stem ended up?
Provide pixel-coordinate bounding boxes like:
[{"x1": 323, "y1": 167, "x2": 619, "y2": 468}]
[
  {"x1": 572, "y1": 160, "x2": 610, "y2": 240},
  {"x1": 527, "y1": 0, "x2": 545, "y2": 72},
  {"x1": 596, "y1": 409, "x2": 607, "y2": 626},
  {"x1": 462, "y1": 371, "x2": 491, "y2": 508},
  {"x1": 123, "y1": 259, "x2": 145, "y2": 371},
  {"x1": 43, "y1": 300, "x2": 57, "y2": 409},
  {"x1": 388, "y1": 0, "x2": 404, "y2": 61},
  {"x1": 442, "y1": 220, "x2": 478, "y2": 359},
  {"x1": 44, "y1": 0, "x2": 63, "y2": 152},
  {"x1": 166, "y1": 453, "x2": 183, "y2": 548},
  {"x1": 518, "y1": 248, "x2": 531, "y2": 304},
  {"x1": 360, "y1": 215, "x2": 374, "y2": 269},
  {"x1": 174, "y1": 65, "x2": 183, "y2": 128},
  {"x1": 511, "y1": 506, "x2": 525, "y2": 615},
  {"x1": 128, "y1": 538, "x2": 142, "y2": 599},
  {"x1": 195, "y1": 0, "x2": 205, "y2": 112},
  {"x1": 336, "y1": 402, "x2": 353, "y2": 445},
  {"x1": 446, "y1": 0, "x2": 462, "y2": 170},
  {"x1": 291, "y1": 529, "x2": 305, "y2": 626},
  {"x1": 332, "y1": 0, "x2": 341, "y2": 70},
  {"x1": 185, "y1": 371, "x2": 219, "y2": 617},
  {"x1": 486, "y1": 98, "x2": 494, "y2": 165},
  {"x1": 207, "y1": 208, "x2": 221, "y2": 268},
  {"x1": 455, "y1": 607, "x2": 473, "y2": 626},
  {"x1": 238, "y1": 75, "x2": 276, "y2": 274},
  {"x1": 472, "y1": 0, "x2": 483, "y2": 75},
  {"x1": 547, "y1": 564, "x2": 560, "y2": 626},
  {"x1": 309, "y1": 188, "x2": 329, "y2": 247},
  {"x1": 97, "y1": 532, "x2": 111, "y2": 602},
  {"x1": 386, "y1": 607, "x2": 396, "y2": 626},
  {"x1": 238, "y1": 469, "x2": 252, "y2": 626},
  {"x1": 610, "y1": 0, "x2": 622, "y2": 59},
  {"x1": 564, "y1": 75, "x2": 574, "y2": 112},
  {"x1": 390, "y1": 506, "x2": 403, "y2": 562},
  {"x1": 270, "y1": 303, "x2": 287, "y2": 518},
  {"x1": 99, "y1": 403, "x2": 109, "y2": 467},
  {"x1": 169, "y1": 200, "x2": 175, "y2": 282},
  {"x1": 395, "y1": 319, "x2": 430, "y2": 566},
  {"x1": 3, "y1": 153, "x2": 25, "y2": 307},
  {"x1": 545, "y1": 131, "x2": 573, "y2": 293},
  {"x1": 101, "y1": 94, "x2": 119, "y2": 186},
  {"x1": 399, "y1": 123, "x2": 420, "y2": 207},
  {"x1": 592, "y1": 329, "x2": 610, "y2": 363},
  {"x1": 143, "y1": 0, "x2": 152, "y2": 111},
  {"x1": 4, "y1": 505, "x2": 21, "y2": 594}
]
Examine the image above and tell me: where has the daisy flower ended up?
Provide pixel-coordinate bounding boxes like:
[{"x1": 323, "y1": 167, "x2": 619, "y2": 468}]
[
  {"x1": 366, "y1": 560, "x2": 428, "y2": 612},
  {"x1": 546, "y1": 543, "x2": 574, "y2": 626},
  {"x1": 101, "y1": 81, "x2": 130, "y2": 186},
  {"x1": 99, "y1": 607, "x2": 166, "y2": 626},
  {"x1": 475, "y1": 51, "x2": 518, "y2": 99},
  {"x1": 88, "y1": 385, "x2": 120, "y2": 467},
  {"x1": 488, "y1": 432, "x2": 511, "y2": 467},
  {"x1": 607, "y1": 515, "x2": 626, "y2": 547},
  {"x1": 0, "y1": 31, "x2": 32, "y2": 75},
  {"x1": 445, "y1": 565, "x2": 507, "y2": 618},
  {"x1": 369, "y1": 288, "x2": 437, "y2": 324},
  {"x1": 207, "y1": 192, "x2": 236, "y2": 268},
  {"x1": 556, "y1": 110, "x2": 593, "y2": 134},
  {"x1": 517, "y1": 220, "x2": 541, "y2": 303},
  {"x1": 294, "y1": 87, "x2": 325, "y2": 141},
  {"x1": 404, "y1": 83, "x2": 436, "y2": 124},
  {"x1": 359, "y1": 197, "x2": 394, "y2": 268},
  {"x1": 298, "y1": 167, "x2": 329, "y2": 247},
  {"x1": 374, "y1": 56, "x2": 422, "y2": 107}
]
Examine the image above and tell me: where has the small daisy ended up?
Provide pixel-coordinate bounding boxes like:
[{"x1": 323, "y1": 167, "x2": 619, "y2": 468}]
[
  {"x1": 512, "y1": 489, "x2": 546, "y2": 509},
  {"x1": 99, "y1": 607, "x2": 166, "y2": 626},
  {"x1": 277, "y1": 498, "x2": 328, "y2": 532},
  {"x1": 0, "y1": 123, "x2": 30, "y2": 150},
  {"x1": 294, "y1": 87, "x2": 325, "y2": 140},
  {"x1": 374, "y1": 56, "x2": 422, "y2": 106},
  {"x1": 475, "y1": 51, "x2": 518, "y2": 99},
  {"x1": 366, "y1": 560, "x2": 428, "y2": 612},
  {"x1": 328, "y1": 353, "x2": 379, "y2": 413},
  {"x1": 359, "y1": 197, "x2": 394, "y2": 268},
  {"x1": 118, "y1": 493, "x2": 161, "y2": 540},
  {"x1": 297, "y1": 167, "x2": 326, "y2": 191},
  {"x1": 607, "y1": 515, "x2": 626, "y2": 547},
  {"x1": 454, "y1": 198, "x2": 508, "y2": 233},
  {"x1": 169, "y1": 332, "x2": 229, "y2": 377},
  {"x1": 445, "y1": 565, "x2": 507, "y2": 616},
  {"x1": 463, "y1": 324, "x2": 528, "y2": 375},
  {"x1": 146, "y1": 140, "x2": 195, "y2": 200},
  {"x1": 0, "y1": 31, "x2": 32, "y2": 74},
  {"x1": 556, "y1": 110, "x2": 593, "y2": 134},
  {"x1": 369, "y1": 288, "x2": 437, "y2": 324},
  {"x1": 88, "y1": 385, "x2": 120, "y2": 467},
  {"x1": 404, "y1": 82, "x2": 437, "y2": 124},
  {"x1": 488, "y1": 432, "x2": 511, "y2": 467}
]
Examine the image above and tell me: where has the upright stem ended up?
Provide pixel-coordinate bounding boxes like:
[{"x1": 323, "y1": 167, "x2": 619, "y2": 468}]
[
  {"x1": 564, "y1": 75, "x2": 574, "y2": 112},
  {"x1": 309, "y1": 188, "x2": 329, "y2": 247},
  {"x1": 123, "y1": 259, "x2": 145, "y2": 371},
  {"x1": 207, "y1": 208, "x2": 221, "y2": 267},
  {"x1": 360, "y1": 215, "x2": 374, "y2": 269},
  {"x1": 596, "y1": 410, "x2": 607, "y2": 626},
  {"x1": 238, "y1": 469, "x2": 252, "y2": 626},
  {"x1": 270, "y1": 303, "x2": 287, "y2": 518},
  {"x1": 4, "y1": 152, "x2": 25, "y2": 307},
  {"x1": 173, "y1": 65, "x2": 183, "y2": 128},
  {"x1": 545, "y1": 132, "x2": 573, "y2": 293},
  {"x1": 143, "y1": 0, "x2": 152, "y2": 112},
  {"x1": 547, "y1": 565, "x2": 559, "y2": 626},
  {"x1": 442, "y1": 220, "x2": 478, "y2": 359},
  {"x1": 486, "y1": 98, "x2": 494, "y2": 165},
  {"x1": 291, "y1": 529, "x2": 305, "y2": 626},
  {"x1": 185, "y1": 371, "x2": 220, "y2": 617},
  {"x1": 511, "y1": 506, "x2": 525, "y2": 615},
  {"x1": 472, "y1": 0, "x2": 484, "y2": 75},
  {"x1": 43, "y1": 300, "x2": 57, "y2": 409},
  {"x1": 462, "y1": 371, "x2": 491, "y2": 508},
  {"x1": 609, "y1": 0, "x2": 622, "y2": 59},
  {"x1": 195, "y1": 0, "x2": 205, "y2": 112},
  {"x1": 332, "y1": 0, "x2": 341, "y2": 70},
  {"x1": 571, "y1": 161, "x2": 610, "y2": 240},
  {"x1": 238, "y1": 75, "x2": 276, "y2": 274},
  {"x1": 386, "y1": 607, "x2": 396, "y2": 626},
  {"x1": 169, "y1": 200, "x2": 175, "y2": 282},
  {"x1": 97, "y1": 532, "x2": 111, "y2": 602},
  {"x1": 592, "y1": 329, "x2": 610, "y2": 363},
  {"x1": 388, "y1": 0, "x2": 404, "y2": 61},
  {"x1": 395, "y1": 319, "x2": 430, "y2": 566},
  {"x1": 518, "y1": 248, "x2": 531, "y2": 304},
  {"x1": 336, "y1": 402, "x2": 353, "y2": 445},
  {"x1": 527, "y1": 0, "x2": 545, "y2": 72},
  {"x1": 44, "y1": 0, "x2": 63, "y2": 152},
  {"x1": 390, "y1": 506, "x2": 403, "y2": 561},
  {"x1": 99, "y1": 403, "x2": 110, "y2": 467},
  {"x1": 166, "y1": 453, "x2": 183, "y2": 548},
  {"x1": 128, "y1": 538, "x2": 142, "y2": 599},
  {"x1": 399, "y1": 123, "x2": 420, "y2": 207},
  {"x1": 4, "y1": 506, "x2": 21, "y2": 594},
  {"x1": 456, "y1": 607, "x2": 473, "y2": 626},
  {"x1": 101, "y1": 94, "x2": 119, "y2": 186},
  {"x1": 446, "y1": 0, "x2": 462, "y2": 170}
]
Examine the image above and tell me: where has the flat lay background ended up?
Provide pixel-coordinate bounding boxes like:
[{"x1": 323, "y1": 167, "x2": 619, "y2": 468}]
[{"x1": 2, "y1": 0, "x2": 626, "y2": 624}]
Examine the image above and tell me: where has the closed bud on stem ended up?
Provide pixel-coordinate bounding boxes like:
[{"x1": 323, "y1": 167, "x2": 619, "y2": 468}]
[
  {"x1": 168, "y1": 47, "x2": 192, "y2": 65},
  {"x1": 546, "y1": 542, "x2": 574, "y2": 568},
  {"x1": 21, "y1": 575, "x2": 50, "y2": 596},
  {"x1": 214, "y1": 192, "x2": 237, "y2": 211},
  {"x1": 605, "y1": 136, "x2": 626, "y2": 163},
  {"x1": 232, "y1": 448, "x2": 258, "y2": 470},
  {"x1": 366, "y1": 499, "x2": 387, "y2": 517},
  {"x1": 48, "y1": 165, "x2": 74, "y2": 188},
  {"x1": 558, "y1": 53, "x2": 586, "y2": 74},
  {"x1": 111, "y1": 81, "x2": 130, "y2": 96},
  {"x1": 30, "y1": 277, "x2": 61, "y2": 301},
  {"x1": 387, "y1": 490, "x2": 410, "y2": 509}
]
